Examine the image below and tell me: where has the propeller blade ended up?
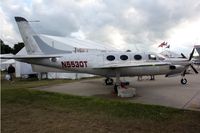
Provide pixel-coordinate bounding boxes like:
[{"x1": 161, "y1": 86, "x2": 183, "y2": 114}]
[
  {"x1": 189, "y1": 48, "x2": 195, "y2": 61},
  {"x1": 190, "y1": 64, "x2": 199, "y2": 74},
  {"x1": 181, "y1": 53, "x2": 187, "y2": 58}
]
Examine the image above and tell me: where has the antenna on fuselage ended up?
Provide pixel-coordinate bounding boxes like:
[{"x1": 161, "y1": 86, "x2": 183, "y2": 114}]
[{"x1": 28, "y1": 20, "x2": 40, "y2": 22}]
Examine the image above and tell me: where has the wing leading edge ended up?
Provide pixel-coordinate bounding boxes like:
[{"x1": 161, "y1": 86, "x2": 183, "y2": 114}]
[{"x1": 94, "y1": 62, "x2": 170, "y2": 69}]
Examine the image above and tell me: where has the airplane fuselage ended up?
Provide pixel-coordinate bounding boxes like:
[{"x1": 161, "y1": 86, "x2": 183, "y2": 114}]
[{"x1": 18, "y1": 52, "x2": 188, "y2": 77}]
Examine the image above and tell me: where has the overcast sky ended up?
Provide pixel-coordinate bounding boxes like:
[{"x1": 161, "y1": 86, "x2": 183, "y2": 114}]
[{"x1": 1, "y1": 0, "x2": 200, "y2": 54}]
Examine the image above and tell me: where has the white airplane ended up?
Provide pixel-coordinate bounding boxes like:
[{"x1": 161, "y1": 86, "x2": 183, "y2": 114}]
[{"x1": 1, "y1": 17, "x2": 198, "y2": 91}]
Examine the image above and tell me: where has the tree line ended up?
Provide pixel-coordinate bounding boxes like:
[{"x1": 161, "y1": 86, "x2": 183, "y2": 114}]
[{"x1": 0, "y1": 39, "x2": 24, "y2": 55}]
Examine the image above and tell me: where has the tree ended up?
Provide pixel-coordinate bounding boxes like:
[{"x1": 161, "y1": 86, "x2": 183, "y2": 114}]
[
  {"x1": 0, "y1": 39, "x2": 24, "y2": 54},
  {"x1": 12, "y1": 42, "x2": 24, "y2": 54},
  {"x1": 0, "y1": 39, "x2": 13, "y2": 54}
]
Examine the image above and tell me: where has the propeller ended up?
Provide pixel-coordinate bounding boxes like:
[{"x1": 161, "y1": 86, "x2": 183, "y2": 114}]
[
  {"x1": 189, "y1": 48, "x2": 195, "y2": 61},
  {"x1": 181, "y1": 53, "x2": 187, "y2": 58},
  {"x1": 182, "y1": 48, "x2": 198, "y2": 76},
  {"x1": 190, "y1": 64, "x2": 199, "y2": 74}
]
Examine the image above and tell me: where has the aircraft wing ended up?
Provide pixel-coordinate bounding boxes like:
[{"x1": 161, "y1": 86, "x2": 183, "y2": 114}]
[
  {"x1": 95, "y1": 62, "x2": 170, "y2": 69},
  {"x1": 0, "y1": 54, "x2": 63, "y2": 59}
]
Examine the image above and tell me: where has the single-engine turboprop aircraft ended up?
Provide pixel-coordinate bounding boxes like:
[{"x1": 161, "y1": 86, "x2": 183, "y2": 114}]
[{"x1": 1, "y1": 17, "x2": 198, "y2": 91}]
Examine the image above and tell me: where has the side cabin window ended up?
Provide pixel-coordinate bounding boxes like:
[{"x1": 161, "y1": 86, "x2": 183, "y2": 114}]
[
  {"x1": 106, "y1": 55, "x2": 115, "y2": 61},
  {"x1": 120, "y1": 55, "x2": 128, "y2": 61},
  {"x1": 134, "y1": 54, "x2": 142, "y2": 60},
  {"x1": 148, "y1": 54, "x2": 156, "y2": 60}
]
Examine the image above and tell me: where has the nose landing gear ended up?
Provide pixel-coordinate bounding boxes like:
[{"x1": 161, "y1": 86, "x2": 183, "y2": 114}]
[{"x1": 181, "y1": 78, "x2": 187, "y2": 85}]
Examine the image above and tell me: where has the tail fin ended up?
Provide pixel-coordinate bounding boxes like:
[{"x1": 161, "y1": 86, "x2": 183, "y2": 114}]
[{"x1": 15, "y1": 17, "x2": 70, "y2": 55}]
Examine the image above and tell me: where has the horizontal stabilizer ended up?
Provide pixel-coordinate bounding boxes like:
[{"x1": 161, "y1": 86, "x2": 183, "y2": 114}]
[{"x1": 0, "y1": 54, "x2": 62, "y2": 59}]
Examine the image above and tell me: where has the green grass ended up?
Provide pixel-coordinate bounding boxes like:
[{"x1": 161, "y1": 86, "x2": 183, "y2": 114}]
[
  {"x1": 1, "y1": 77, "x2": 200, "y2": 133},
  {"x1": 1, "y1": 78, "x2": 74, "y2": 89},
  {"x1": 2, "y1": 86, "x2": 180, "y2": 120}
]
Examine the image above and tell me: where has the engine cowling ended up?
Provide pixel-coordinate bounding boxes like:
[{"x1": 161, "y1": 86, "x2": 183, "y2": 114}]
[{"x1": 166, "y1": 65, "x2": 185, "y2": 77}]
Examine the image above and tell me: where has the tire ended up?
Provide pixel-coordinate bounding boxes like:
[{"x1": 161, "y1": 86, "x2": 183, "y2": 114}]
[
  {"x1": 105, "y1": 78, "x2": 113, "y2": 85},
  {"x1": 181, "y1": 78, "x2": 187, "y2": 85}
]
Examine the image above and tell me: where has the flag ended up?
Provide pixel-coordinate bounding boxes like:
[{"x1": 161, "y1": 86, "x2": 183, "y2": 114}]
[{"x1": 158, "y1": 41, "x2": 167, "y2": 47}]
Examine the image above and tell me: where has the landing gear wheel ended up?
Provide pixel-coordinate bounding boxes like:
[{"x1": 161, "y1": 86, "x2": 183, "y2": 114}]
[
  {"x1": 114, "y1": 84, "x2": 119, "y2": 94},
  {"x1": 181, "y1": 78, "x2": 187, "y2": 85},
  {"x1": 105, "y1": 78, "x2": 113, "y2": 85}
]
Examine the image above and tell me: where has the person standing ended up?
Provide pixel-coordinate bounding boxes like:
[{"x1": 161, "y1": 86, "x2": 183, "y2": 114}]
[{"x1": 8, "y1": 64, "x2": 15, "y2": 82}]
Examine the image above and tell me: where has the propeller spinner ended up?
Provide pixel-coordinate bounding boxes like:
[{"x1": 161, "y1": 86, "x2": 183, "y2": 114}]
[{"x1": 181, "y1": 48, "x2": 198, "y2": 76}]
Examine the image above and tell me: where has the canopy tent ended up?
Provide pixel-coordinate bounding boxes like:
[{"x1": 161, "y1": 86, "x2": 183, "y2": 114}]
[
  {"x1": 2, "y1": 34, "x2": 118, "y2": 79},
  {"x1": 14, "y1": 33, "x2": 117, "y2": 79},
  {"x1": 1, "y1": 59, "x2": 15, "y2": 64},
  {"x1": 40, "y1": 34, "x2": 119, "y2": 52},
  {"x1": 15, "y1": 47, "x2": 95, "y2": 79},
  {"x1": 193, "y1": 45, "x2": 200, "y2": 65},
  {"x1": 194, "y1": 45, "x2": 200, "y2": 55},
  {"x1": 0, "y1": 54, "x2": 15, "y2": 71},
  {"x1": 160, "y1": 50, "x2": 181, "y2": 58}
]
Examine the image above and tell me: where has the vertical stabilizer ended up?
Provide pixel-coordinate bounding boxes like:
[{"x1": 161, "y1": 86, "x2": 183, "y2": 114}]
[
  {"x1": 15, "y1": 17, "x2": 42, "y2": 54},
  {"x1": 15, "y1": 17, "x2": 70, "y2": 55}
]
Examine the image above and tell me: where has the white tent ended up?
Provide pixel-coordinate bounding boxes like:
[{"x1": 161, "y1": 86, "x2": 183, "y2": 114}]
[
  {"x1": 1, "y1": 59, "x2": 15, "y2": 64},
  {"x1": 40, "y1": 34, "x2": 119, "y2": 52},
  {"x1": 193, "y1": 45, "x2": 200, "y2": 65},
  {"x1": 14, "y1": 47, "x2": 37, "y2": 77},
  {"x1": 14, "y1": 34, "x2": 117, "y2": 79},
  {"x1": 160, "y1": 50, "x2": 181, "y2": 58},
  {"x1": 15, "y1": 47, "x2": 94, "y2": 79},
  {"x1": 194, "y1": 45, "x2": 200, "y2": 55},
  {"x1": 0, "y1": 54, "x2": 15, "y2": 71}
]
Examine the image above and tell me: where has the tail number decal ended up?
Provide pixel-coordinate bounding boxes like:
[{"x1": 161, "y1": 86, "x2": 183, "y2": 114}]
[{"x1": 61, "y1": 61, "x2": 87, "y2": 68}]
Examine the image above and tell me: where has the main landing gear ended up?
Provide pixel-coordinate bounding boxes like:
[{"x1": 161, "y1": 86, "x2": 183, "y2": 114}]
[
  {"x1": 104, "y1": 74, "x2": 121, "y2": 93},
  {"x1": 105, "y1": 78, "x2": 113, "y2": 85},
  {"x1": 113, "y1": 72, "x2": 120, "y2": 94},
  {"x1": 105, "y1": 77, "x2": 120, "y2": 93},
  {"x1": 105, "y1": 74, "x2": 131, "y2": 95}
]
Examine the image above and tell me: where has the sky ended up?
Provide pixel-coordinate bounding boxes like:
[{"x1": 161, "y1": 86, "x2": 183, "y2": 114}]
[{"x1": 1, "y1": 0, "x2": 200, "y2": 55}]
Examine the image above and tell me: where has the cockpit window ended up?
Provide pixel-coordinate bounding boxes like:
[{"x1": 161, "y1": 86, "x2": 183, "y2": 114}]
[{"x1": 149, "y1": 54, "x2": 156, "y2": 60}]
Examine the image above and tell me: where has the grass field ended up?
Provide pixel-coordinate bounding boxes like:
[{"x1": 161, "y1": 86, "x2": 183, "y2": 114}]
[{"x1": 1, "y1": 77, "x2": 200, "y2": 133}]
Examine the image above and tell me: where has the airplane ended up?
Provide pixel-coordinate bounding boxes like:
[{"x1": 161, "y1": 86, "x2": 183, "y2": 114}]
[{"x1": 1, "y1": 16, "x2": 198, "y2": 92}]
